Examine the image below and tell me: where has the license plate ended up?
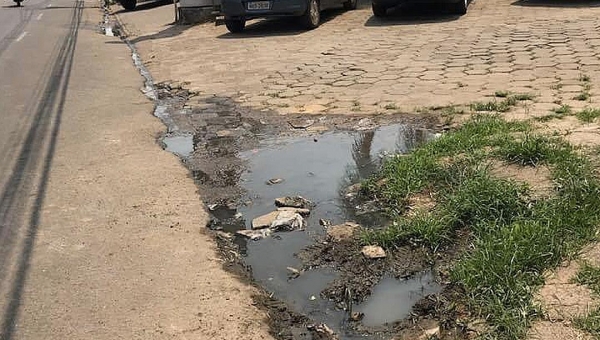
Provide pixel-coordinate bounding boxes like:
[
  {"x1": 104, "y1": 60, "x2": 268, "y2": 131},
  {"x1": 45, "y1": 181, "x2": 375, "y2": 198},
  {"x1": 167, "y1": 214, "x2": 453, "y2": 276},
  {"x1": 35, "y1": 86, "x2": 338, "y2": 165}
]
[{"x1": 247, "y1": 1, "x2": 270, "y2": 10}]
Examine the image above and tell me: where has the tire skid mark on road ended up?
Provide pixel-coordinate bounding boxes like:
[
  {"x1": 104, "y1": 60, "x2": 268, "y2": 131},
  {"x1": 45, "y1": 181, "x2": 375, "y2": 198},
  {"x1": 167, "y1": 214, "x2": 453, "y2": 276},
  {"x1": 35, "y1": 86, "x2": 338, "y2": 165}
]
[{"x1": 0, "y1": 1, "x2": 83, "y2": 339}]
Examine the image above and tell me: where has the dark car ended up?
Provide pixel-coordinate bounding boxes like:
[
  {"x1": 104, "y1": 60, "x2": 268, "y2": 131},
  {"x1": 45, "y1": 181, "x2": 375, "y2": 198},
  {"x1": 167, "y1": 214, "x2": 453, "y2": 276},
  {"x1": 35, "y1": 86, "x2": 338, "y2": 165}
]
[
  {"x1": 371, "y1": 0, "x2": 467, "y2": 17},
  {"x1": 220, "y1": 0, "x2": 357, "y2": 33}
]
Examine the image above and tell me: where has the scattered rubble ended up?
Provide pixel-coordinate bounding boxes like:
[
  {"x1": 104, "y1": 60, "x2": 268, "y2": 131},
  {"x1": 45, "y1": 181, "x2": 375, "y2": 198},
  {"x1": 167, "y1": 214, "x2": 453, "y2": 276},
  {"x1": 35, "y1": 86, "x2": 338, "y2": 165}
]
[
  {"x1": 420, "y1": 326, "x2": 440, "y2": 339},
  {"x1": 236, "y1": 229, "x2": 273, "y2": 240},
  {"x1": 275, "y1": 196, "x2": 314, "y2": 209},
  {"x1": 361, "y1": 245, "x2": 387, "y2": 259},
  {"x1": 308, "y1": 323, "x2": 338, "y2": 339}
]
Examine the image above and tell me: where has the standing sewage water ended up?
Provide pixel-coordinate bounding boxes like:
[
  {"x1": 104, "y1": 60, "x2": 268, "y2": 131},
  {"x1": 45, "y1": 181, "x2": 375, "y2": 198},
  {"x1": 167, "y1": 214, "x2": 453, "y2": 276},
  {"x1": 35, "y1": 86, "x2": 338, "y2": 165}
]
[{"x1": 189, "y1": 123, "x2": 444, "y2": 339}]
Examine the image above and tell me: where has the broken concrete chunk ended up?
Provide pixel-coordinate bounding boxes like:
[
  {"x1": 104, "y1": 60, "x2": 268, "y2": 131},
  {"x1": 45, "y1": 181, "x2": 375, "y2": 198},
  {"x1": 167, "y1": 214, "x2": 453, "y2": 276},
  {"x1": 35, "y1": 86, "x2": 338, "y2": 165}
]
[
  {"x1": 277, "y1": 207, "x2": 311, "y2": 216},
  {"x1": 271, "y1": 210, "x2": 305, "y2": 231},
  {"x1": 350, "y1": 312, "x2": 364, "y2": 321},
  {"x1": 236, "y1": 229, "x2": 272, "y2": 240},
  {"x1": 288, "y1": 118, "x2": 315, "y2": 129},
  {"x1": 361, "y1": 245, "x2": 386, "y2": 259},
  {"x1": 327, "y1": 222, "x2": 360, "y2": 242},
  {"x1": 251, "y1": 211, "x2": 279, "y2": 229},
  {"x1": 275, "y1": 196, "x2": 314, "y2": 209},
  {"x1": 286, "y1": 266, "x2": 301, "y2": 279},
  {"x1": 319, "y1": 219, "x2": 332, "y2": 227},
  {"x1": 419, "y1": 326, "x2": 440, "y2": 339},
  {"x1": 267, "y1": 178, "x2": 284, "y2": 185}
]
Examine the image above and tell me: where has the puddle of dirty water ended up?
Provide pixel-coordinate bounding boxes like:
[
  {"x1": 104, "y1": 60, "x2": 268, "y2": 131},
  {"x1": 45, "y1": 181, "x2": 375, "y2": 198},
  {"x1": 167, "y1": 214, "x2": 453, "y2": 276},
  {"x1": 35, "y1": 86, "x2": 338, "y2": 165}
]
[
  {"x1": 224, "y1": 124, "x2": 437, "y2": 338},
  {"x1": 356, "y1": 273, "x2": 442, "y2": 327},
  {"x1": 162, "y1": 134, "x2": 194, "y2": 158}
]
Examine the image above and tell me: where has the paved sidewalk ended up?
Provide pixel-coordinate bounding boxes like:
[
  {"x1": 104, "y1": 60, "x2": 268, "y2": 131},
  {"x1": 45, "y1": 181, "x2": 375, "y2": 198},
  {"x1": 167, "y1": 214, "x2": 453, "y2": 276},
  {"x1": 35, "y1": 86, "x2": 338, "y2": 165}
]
[{"x1": 119, "y1": 0, "x2": 600, "y2": 116}]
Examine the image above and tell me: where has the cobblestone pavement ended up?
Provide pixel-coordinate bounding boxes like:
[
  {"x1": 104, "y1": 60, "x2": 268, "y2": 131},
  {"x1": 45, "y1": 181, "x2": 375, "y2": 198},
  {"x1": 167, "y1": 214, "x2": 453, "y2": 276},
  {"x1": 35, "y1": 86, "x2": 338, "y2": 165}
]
[{"x1": 120, "y1": 0, "x2": 600, "y2": 116}]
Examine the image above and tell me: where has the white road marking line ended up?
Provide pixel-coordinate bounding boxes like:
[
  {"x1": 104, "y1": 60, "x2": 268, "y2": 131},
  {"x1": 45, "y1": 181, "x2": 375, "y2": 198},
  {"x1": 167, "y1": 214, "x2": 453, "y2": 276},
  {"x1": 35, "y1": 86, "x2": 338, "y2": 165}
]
[
  {"x1": 16, "y1": 32, "x2": 27, "y2": 42},
  {"x1": 37, "y1": 13, "x2": 43, "y2": 20}
]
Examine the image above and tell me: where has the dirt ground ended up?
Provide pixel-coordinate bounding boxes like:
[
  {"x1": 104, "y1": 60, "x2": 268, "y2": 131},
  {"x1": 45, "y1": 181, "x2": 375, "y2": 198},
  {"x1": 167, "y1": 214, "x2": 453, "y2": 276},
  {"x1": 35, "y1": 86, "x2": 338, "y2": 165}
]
[
  {"x1": 7, "y1": 6, "x2": 273, "y2": 340},
  {"x1": 112, "y1": 0, "x2": 600, "y2": 339}
]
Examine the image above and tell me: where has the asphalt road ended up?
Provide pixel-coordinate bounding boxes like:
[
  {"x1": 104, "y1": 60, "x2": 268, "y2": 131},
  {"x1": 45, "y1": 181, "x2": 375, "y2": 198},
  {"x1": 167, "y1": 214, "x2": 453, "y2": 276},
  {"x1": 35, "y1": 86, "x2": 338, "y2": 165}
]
[{"x1": 0, "y1": 0, "x2": 84, "y2": 338}]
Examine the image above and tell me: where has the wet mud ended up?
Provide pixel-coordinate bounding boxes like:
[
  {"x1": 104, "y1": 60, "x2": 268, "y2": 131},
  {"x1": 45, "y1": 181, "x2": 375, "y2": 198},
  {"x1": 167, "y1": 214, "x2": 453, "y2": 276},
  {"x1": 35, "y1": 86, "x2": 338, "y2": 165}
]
[{"x1": 150, "y1": 80, "x2": 454, "y2": 339}]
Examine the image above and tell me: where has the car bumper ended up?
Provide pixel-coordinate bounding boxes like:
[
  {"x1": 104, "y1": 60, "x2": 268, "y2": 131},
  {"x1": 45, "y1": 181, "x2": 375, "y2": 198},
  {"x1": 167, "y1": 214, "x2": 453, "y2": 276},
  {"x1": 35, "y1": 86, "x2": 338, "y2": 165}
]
[
  {"x1": 373, "y1": 0, "x2": 459, "y2": 8},
  {"x1": 221, "y1": 0, "x2": 307, "y2": 18}
]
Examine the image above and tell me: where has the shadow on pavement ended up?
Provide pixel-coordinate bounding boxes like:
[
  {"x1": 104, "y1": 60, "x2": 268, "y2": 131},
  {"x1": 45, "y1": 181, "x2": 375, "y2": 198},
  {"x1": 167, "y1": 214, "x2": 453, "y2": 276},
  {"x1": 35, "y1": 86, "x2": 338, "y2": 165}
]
[
  {"x1": 364, "y1": 4, "x2": 460, "y2": 26},
  {"x1": 126, "y1": 23, "x2": 193, "y2": 43},
  {"x1": 112, "y1": 0, "x2": 174, "y2": 14},
  {"x1": 511, "y1": 0, "x2": 600, "y2": 7},
  {"x1": 216, "y1": 8, "x2": 345, "y2": 38}
]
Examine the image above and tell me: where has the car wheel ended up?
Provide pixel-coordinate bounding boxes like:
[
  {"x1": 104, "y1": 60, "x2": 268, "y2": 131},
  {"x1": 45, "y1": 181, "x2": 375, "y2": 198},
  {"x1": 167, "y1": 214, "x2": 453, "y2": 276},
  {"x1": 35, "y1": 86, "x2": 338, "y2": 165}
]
[
  {"x1": 343, "y1": 0, "x2": 357, "y2": 10},
  {"x1": 301, "y1": 0, "x2": 320, "y2": 29},
  {"x1": 119, "y1": 0, "x2": 137, "y2": 10},
  {"x1": 225, "y1": 19, "x2": 246, "y2": 33},
  {"x1": 454, "y1": 0, "x2": 467, "y2": 15},
  {"x1": 371, "y1": 3, "x2": 386, "y2": 17}
]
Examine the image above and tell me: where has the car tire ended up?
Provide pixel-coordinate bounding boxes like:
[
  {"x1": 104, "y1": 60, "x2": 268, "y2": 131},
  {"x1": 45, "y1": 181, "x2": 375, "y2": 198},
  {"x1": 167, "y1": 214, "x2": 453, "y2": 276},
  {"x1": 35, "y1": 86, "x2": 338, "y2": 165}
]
[
  {"x1": 301, "y1": 0, "x2": 320, "y2": 29},
  {"x1": 119, "y1": 0, "x2": 137, "y2": 10},
  {"x1": 343, "y1": 0, "x2": 357, "y2": 10},
  {"x1": 454, "y1": 0, "x2": 467, "y2": 15},
  {"x1": 225, "y1": 19, "x2": 246, "y2": 33},
  {"x1": 371, "y1": 3, "x2": 386, "y2": 17}
]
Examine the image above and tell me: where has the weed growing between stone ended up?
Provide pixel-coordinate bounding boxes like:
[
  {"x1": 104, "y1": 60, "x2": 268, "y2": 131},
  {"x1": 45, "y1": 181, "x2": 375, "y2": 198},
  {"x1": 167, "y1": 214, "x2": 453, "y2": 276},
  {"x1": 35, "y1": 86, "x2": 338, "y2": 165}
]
[
  {"x1": 470, "y1": 94, "x2": 534, "y2": 113},
  {"x1": 573, "y1": 263, "x2": 600, "y2": 335},
  {"x1": 361, "y1": 114, "x2": 600, "y2": 340}
]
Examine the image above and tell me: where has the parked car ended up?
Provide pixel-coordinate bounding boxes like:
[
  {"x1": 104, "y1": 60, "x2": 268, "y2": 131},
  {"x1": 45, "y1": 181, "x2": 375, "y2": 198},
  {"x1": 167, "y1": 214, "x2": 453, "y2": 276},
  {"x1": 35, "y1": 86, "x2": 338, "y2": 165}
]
[
  {"x1": 220, "y1": 0, "x2": 357, "y2": 33},
  {"x1": 118, "y1": 0, "x2": 137, "y2": 10},
  {"x1": 371, "y1": 0, "x2": 467, "y2": 17}
]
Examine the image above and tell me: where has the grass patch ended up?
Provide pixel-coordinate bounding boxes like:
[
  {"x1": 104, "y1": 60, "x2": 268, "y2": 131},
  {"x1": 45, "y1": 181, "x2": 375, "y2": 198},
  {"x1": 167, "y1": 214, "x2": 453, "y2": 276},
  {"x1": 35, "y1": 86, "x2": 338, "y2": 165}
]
[
  {"x1": 384, "y1": 103, "x2": 398, "y2": 110},
  {"x1": 495, "y1": 91, "x2": 511, "y2": 98},
  {"x1": 552, "y1": 104, "x2": 572, "y2": 115},
  {"x1": 574, "y1": 92, "x2": 591, "y2": 101},
  {"x1": 575, "y1": 309, "x2": 600, "y2": 336},
  {"x1": 581, "y1": 74, "x2": 592, "y2": 82},
  {"x1": 576, "y1": 108, "x2": 600, "y2": 123},
  {"x1": 573, "y1": 262, "x2": 600, "y2": 294},
  {"x1": 471, "y1": 94, "x2": 534, "y2": 113},
  {"x1": 360, "y1": 114, "x2": 600, "y2": 340}
]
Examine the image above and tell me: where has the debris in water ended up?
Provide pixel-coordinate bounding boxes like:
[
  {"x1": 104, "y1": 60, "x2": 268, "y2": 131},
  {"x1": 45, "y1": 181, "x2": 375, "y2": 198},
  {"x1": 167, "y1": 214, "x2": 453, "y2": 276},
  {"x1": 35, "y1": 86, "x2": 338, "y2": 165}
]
[
  {"x1": 275, "y1": 196, "x2": 314, "y2": 209},
  {"x1": 350, "y1": 312, "x2": 364, "y2": 322},
  {"x1": 271, "y1": 210, "x2": 305, "y2": 231},
  {"x1": 309, "y1": 295, "x2": 317, "y2": 301},
  {"x1": 319, "y1": 219, "x2": 332, "y2": 227},
  {"x1": 308, "y1": 323, "x2": 338, "y2": 339},
  {"x1": 288, "y1": 119, "x2": 315, "y2": 129},
  {"x1": 267, "y1": 178, "x2": 284, "y2": 185},
  {"x1": 251, "y1": 210, "x2": 305, "y2": 230},
  {"x1": 287, "y1": 266, "x2": 301, "y2": 279},
  {"x1": 344, "y1": 183, "x2": 361, "y2": 200},
  {"x1": 236, "y1": 229, "x2": 273, "y2": 240},
  {"x1": 327, "y1": 222, "x2": 360, "y2": 242},
  {"x1": 361, "y1": 245, "x2": 386, "y2": 259}
]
